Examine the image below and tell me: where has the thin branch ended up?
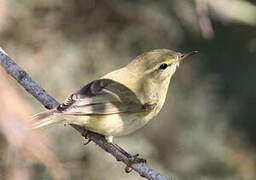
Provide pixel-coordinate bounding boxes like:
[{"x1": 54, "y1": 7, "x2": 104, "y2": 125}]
[
  {"x1": 0, "y1": 48, "x2": 172, "y2": 180},
  {"x1": 0, "y1": 49, "x2": 59, "y2": 109}
]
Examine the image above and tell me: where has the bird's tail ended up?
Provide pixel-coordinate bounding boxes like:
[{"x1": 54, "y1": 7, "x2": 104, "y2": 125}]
[{"x1": 31, "y1": 109, "x2": 64, "y2": 129}]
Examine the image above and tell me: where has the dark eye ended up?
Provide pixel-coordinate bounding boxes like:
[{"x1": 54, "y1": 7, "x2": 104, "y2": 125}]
[{"x1": 159, "y1": 63, "x2": 168, "y2": 70}]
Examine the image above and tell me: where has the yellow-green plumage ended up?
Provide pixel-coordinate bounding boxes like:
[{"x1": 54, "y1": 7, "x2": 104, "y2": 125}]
[{"x1": 32, "y1": 49, "x2": 197, "y2": 142}]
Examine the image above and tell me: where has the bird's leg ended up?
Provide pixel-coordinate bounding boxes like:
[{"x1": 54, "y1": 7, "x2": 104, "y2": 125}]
[
  {"x1": 70, "y1": 125, "x2": 146, "y2": 173},
  {"x1": 105, "y1": 136, "x2": 131, "y2": 157},
  {"x1": 105, "y1": 136, "x2": 131, "y2": 158},
  {"x1": 82, "y1": 130, "x2": 107, "y2": 145},
  {"x1": 70, "y1": 124, "x2": 146, "y2": 169}
]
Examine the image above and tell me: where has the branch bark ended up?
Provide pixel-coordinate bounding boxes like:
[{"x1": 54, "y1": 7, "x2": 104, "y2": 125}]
[{"x1": 0, "y1": 48, "x2": 173, "y2": 180}]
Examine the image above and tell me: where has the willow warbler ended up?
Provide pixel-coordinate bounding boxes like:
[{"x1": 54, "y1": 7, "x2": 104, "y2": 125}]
[{"x1": 33, "y1": 49, "x2": 197, "y2": 142}]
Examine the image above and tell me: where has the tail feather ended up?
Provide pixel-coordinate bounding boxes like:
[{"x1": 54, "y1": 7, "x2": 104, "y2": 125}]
[{"x1": 32, "y1": 109, "x2": 64, "y2": 128}]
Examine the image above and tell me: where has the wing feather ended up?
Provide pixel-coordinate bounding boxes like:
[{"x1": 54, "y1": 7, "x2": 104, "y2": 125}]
[{"x1": 56, "y1": 79, "x2": 151, "y2": 115}]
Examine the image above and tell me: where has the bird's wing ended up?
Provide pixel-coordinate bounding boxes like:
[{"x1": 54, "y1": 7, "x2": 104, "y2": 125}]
[{"x1": 57, "y1": 79, "x2": 156, "y2": 115}]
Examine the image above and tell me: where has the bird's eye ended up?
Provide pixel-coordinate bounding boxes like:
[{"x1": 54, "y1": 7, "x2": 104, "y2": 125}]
[{"x1": 159, "y1": 63, "x2": 168, "y2": 70}]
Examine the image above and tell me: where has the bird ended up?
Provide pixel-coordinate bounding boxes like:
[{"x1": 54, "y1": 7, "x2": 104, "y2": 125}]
[{"x1": 32, "y1": 49, "x2": 197, "y2": 143}]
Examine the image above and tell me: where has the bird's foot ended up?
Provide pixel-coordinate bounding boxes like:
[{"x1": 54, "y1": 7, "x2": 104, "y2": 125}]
[
  {"x1": 79, "y1": 129, "x2": 91, "y2": 145},
  {"x1": 110, "y1": 143, "x2": 146, "y2": 173},
  {"x1": 83, "y1": 139, "x2": 92, "y2": 145},
  {"x1": 78, "y1": 128, "x2": 94, "y2": 145},
  {"x1": 125, "y1": 154, "x2": 146, "y2": 173}
]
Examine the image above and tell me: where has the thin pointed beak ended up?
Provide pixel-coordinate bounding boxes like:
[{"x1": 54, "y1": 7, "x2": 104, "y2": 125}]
[{"x1": 179, "y1": 51, "x2": 198, "y2": 61}]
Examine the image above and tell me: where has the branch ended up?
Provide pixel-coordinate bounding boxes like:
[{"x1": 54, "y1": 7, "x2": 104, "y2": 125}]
[{"x1": 0, "y1": 48, "x2": 172, "y2": 180}]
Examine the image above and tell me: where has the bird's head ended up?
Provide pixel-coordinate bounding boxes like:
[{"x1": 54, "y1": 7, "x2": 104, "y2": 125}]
[{"x1": 128, "y1": 49, "x2": 198, "y2": 82}]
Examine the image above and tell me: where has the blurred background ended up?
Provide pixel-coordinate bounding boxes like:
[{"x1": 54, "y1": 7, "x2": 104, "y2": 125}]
[{"x1": 0, "y1": 0, "x2": 255, "y2": 179}]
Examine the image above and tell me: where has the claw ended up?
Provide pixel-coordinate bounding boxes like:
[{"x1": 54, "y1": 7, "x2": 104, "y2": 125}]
[
  {"x1": 81, "y1": 130, "x2": 89, "y2": 139},
  {"x1": 125, "y1": 166, "x2": 133, "y2": 173},
  {"x1": 125, "y1": 154, "x2": 146, "y2": 173},
  {"x1": 84, "y1": 139, "x2": 92, "y2": 145},
  {"x1": 80, "y1": 129, "x2": 92, "y2": 145}
]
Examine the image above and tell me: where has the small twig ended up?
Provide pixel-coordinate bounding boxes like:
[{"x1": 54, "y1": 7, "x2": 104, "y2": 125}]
[{"x1": 0, "y1": 48, "x2": 172, "y2": 180}]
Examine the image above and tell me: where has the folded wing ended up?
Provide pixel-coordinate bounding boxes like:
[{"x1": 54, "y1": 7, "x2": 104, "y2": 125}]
[{"x1": 57, "y1": 79, "x2": 151, "y2": 115}]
